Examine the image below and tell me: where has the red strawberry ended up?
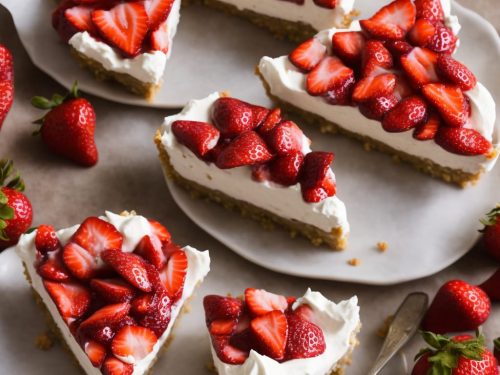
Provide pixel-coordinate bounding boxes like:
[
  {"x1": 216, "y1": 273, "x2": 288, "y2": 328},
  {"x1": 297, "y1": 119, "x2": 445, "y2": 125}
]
[
  {"x1": 211, "y1": 335, "x2": 249, "y2": 365},
  {"x1": 359, "y1": 94, "x2": 399, "y2": 120},
  {"x1": 435, "y1": 127, "x2": 492, "y2": 156},
  {"x1": 313, "y1": 0, "x2": 337, "y2": 8},
  {"x1": 149, "y1": 220, "x2": 171, "y2": 244},
  {"x1": 35, "y1": 225, "x2": 60, "y2": 254},
  {"x1": 362, "y1": 40, "x2": 393, "y2": 77},
  {"x1": 102, "y1": 249, "x2": 152, "y2": 292},
  {"x1": 63, "y1": 241, "x2": 97, "y2": 279},
  {"x1": 393, "y1": 74, "x2": 415, "y2": 100},
  {"x1": 144, "y1": 0, "x2": 175, "y2": 29},
  {"x1": 150, "y1": 22, "x2": 169, "y2": 53},
  {"x1": 203, "y1": 295, "x2": 243, "y2": 323},
  {"x1": 289, "y1": 38, "x2": 326, "y2": 72},
  {"x1": 134, "y1": 235, "x2": 166, "y2": 270},
  {"x1": 0, "y1": 80, "x2": 13, "y2": 130},
  {"x1": 400, "y1": 47, "x2": 439, "y2": 88},
  {"x1": 331, "y1": 31, "x2": 366, "y2": 67},
  {"x1": 209, "y1": 319, "x2": 238, "y2": 336},
  {"x1": 216, "y1": 131, "x2": 273, "y2": 169},
  {"x1": 299, "y1": 152, "x2": 336, "y2": 203},
  {"x1": 415, "y1": 0, "x2": 444, "y2": 23},
  {"x1": 171, "y1": 120, "x2": 220, "y2": 158},
  {"x1": 285, "y1": 314, "x2": 325, "y2": 359},
  {"x1": 422, "y1": 83, "x2": 467, "y2": 127},
  {"x1": 324, "y1": 76, "x2": 355, "y2": 106},
  {"x1": 102, "y1": 356, "x2": 133, "y2": 375},
  {"x1": 83, "y1": 340, "x2": 106, "y2": 367},
  {"x1": 306, "y1": 56, "x2": 354, "y2": 96},
  {"x1": 258, "y1": 108, "x2": 282, "y2": 135},
  {"x1": 413, "y1": 112, "x2": 441, "y2": 140},
  {"x1": 427, "y1": 24, "x2": 457, "y2": 54},
  {"x1": 479, "y1": 268, "x2": 500, "y2": 302},
  {"x1": 43, "y1": 280, "x2": 91, "y2": 319},
  {"x1": 480, "y1": 206, "x2": 500, "y2": 261},
  {"x1": 265, "y1": 121, "x2": 304, "y2": 156},
  {"x1": 90, "y1": 279, "x2": 136, "y2": 303},
  {"x1": 136, "y1": 288, "x2": 172, "y2": 336},
  {"x1": 360, "y1": 0, "x2": 416, "y2": 40},
  {"x1": 250, "y1": 310, "x2": 288, "y2": 360},
  {"x1": 269, "y1": 151, "x2": 304, "y2": 186},
  {"x1": 251, "y1": 164, "x2": 271, "y2": 182},
  {"x1": 250, "y1": 105, "x2": 270, "y2": 128},
  {"x1": 65, "y1": 6, "x2": 97, "y2": 36},
  {"x1": 159, "y1": 250, "x2": 187, "y2": 300},
  {"x1": 352, "y1": 73, "x2": 397, "y2": 103},
  {"x1": 421, "y1": 280, "x2": 491, "y2": 334},
  {"x1": 72, "y1": 216, "x2": 123, "y2": 260},
  {"x1": 37, "y1": 249, "x2": 71, "y2": 281},
  {"x1": 0, "y1": 44, "x2": 14, "y2": 82},
  {"x1": 382, "y1": 95, "x2": 428, "y2": 132},
  {"x1": 80, "y1": 302, "x2": 131, "y2": 331},
  {"x1": 291, "y1": 304, "x2": 315, "y2": 322},
  {"x1": 436, "y1": 55, "x2": 477, "y2": 91},
  {"x1": 408, "y1": 18, "x2": 436, "y2": 47},
  {"x1": 385, "y1": 40, "x2": 413, "y2": 58},
  {"x1": 230, "y1": 327, "x2": 254, "y2": 353},
  {"x1": 212, "y1": 97, "x2": 257, "y2": 138},
  {"x1": 245, "y1": 288, "x2": 288, "y2": 316},
  {"x1": 92, "y1": 2, "x2": 149, "y2": 57},
  {"x1": 111, "y1": 325, "x2": 158, "y2": 363},
  {"x1": 31, "y1": 82, "x2": 98, "y2": 166}
]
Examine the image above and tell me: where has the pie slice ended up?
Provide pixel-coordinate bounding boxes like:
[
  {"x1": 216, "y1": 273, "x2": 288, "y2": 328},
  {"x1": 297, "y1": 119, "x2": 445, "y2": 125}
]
[
  {"x1": 257, "y1": 0, "x2": 498, "y2": 186},
  {"x1": 51, "y1": 0, "x2": 181, "y2": 100},
  {"x1": 155, "y1": 92, "x2": 350, "y2": 250},
  {"x1": 203, "y1": 288, "x2": 361, "y2": 375},
  {"x1": 15, "y1": 211, "x2": 211, "y2": 375}
]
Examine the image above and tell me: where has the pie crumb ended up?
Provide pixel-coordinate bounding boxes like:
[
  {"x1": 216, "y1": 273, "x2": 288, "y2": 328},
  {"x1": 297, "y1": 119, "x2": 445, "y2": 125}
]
[
  {"x1": 347, "y1": 258, "x2": 361, "y2": 267},
  {"x1": 377, "y1": 241, "x2": 389, "y2": 252},
  {"x1": 35, "y1": 331, "x2": 54, "y2": 351}
]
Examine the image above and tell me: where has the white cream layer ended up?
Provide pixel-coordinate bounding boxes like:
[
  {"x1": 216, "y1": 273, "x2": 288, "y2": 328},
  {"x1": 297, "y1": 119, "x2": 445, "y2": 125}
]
[
  {"x1": 15, "y1": 211, "x2": 211, "y2": 375},
  {"x1": 69, "y1": 0, "x2": 181, "y2": 84},
  {"x1": 159, "y1": 92, "x2": 350, "y2": 235},
  {"x1": 214, "y1": 0, "x2": 354, "y2": 31},
  {"x1": 258, "y1": 22, "x2": 499, "y2": 175},
  {"x1": 212, "y1": 289, "x2": 360, "y2": 375}
]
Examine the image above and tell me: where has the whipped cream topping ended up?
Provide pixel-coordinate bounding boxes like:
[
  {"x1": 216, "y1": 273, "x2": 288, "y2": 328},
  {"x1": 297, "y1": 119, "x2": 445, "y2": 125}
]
[
  {"x1": 258, "y1": 21, "x2": 498, "y2": 174},
  {"x1": 215, "y1": 0, "x2": 355, "y2": 31},
  {"x1": 69, "y1": 0, "x2": 181, "y2": 84},
  {"x1": 211, "y1": 289, "x2": 360, "y2": 375},
  {"x1": 15, "y1": 211, "x2": 211, "y2": 375},
  {"x1": 159, "y1": 92, "x2": 350, "y2": 235}
]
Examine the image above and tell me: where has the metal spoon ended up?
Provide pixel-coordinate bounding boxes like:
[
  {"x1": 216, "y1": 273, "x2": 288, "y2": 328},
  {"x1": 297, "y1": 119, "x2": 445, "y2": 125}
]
[{"x1": 366, "y1": 292, "x2": 429, "y2": 375}]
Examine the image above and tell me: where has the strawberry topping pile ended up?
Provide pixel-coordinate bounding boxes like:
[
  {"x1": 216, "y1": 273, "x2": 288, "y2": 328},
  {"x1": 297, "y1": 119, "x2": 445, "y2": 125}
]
[
  {"x1": 288, "y1": 0, "x2": 493, "y2": 156},
  {"x1": 35, "y1": 216, "x2": 189, "y2": 374},
  {"x1": 203, "y1": 288, "x2": 326, "y2": 365},
  {"x1": 171, "y1": 97, "x2": 337, "y2": 203},
  {"x1": 52, "y1": 0, "x2": 175, "y2": 57}
]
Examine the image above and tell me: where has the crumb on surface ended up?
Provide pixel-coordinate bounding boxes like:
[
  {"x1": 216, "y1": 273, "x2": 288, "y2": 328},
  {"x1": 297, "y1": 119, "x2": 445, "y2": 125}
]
[
  {"x1": 347, "y1": 258, "x2": 361, "y2": 267},
  {"x1": 377, "y1": 241, "x2": 389, "y2": 252},
  {"x1": 35, "y1": 331, "x2": 55, "y2": 351},
  {"x1": 376, "y1": 315, "x2": 394, "y2": 338},
  {"x1": 206, "y1": 362, "x2": 217, "y2": 373}
]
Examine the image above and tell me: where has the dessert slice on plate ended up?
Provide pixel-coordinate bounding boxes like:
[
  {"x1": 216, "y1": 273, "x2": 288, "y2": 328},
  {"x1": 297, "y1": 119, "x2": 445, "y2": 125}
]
[
  {"x1": 52, "y1": 0, "x2": 180, "y2": 100},
  {"x1": 192, "y1": 0, "x2": 356, "y2": 42},
  {"x1": 155, "y1": 92, "x2": 349, "y2": 250},
  {"x1": 258, "y1": 0, "x2": 498, "y2": 186},
  {"x1": 15, "y1": 211, "x2": 210, "y2": 375},
  {"x1": 203, "y1": 288, "x2": 361, "y2": 374}
]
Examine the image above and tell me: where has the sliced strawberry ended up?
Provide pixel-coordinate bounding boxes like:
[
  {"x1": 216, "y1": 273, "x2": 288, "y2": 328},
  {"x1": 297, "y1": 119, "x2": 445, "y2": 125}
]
[
  {"x1": 299, "y1": 152, "x2": 336, "y2": 203},
  {"x1": 209, "y1": 319, "x2": 238, "y2": 336},
  {"x1": 289, "y1": 38, "x2": 326, "y2": 72},
  {"x1": 331, "y1": 31, "x2": 365, "y2": 67},
  {"x1": 413, "y1": 112, "x2": 441, "y2": 140},
  {"x1": 35, "y1": 225, "x2": 60, "y2": 255},
  {"x1": 203, "y1": 295, "x2": 243, "y2": 323},
  {"x1": 306, "y1": 56, "x2": 354, "y2": 96},
  {"x1": 324, "y1": 75, "x2": 355, "y2": 105},
  {"x1": 250, "y1": 310, "x2": 288, "y2": 360},
  {"x1": 162, "y1": 242, "x2": 183, "y2": 259},
  {"x1": 352, "y1": 73, "x2": 397, "y2": 103},
  {"x1": 359, "y1": 94, "x2": 399, "y2": 120},
  {"x1": 382, "y1": 95, "x2": 428, "y2": 132},
  {"x1": 159, "y1": 250, "x2": 187, "y2": 301},
  {"x1": 415, "y1": 0, "x2": 444, "y2": 23},
  {"x1": 436, "y1": 55, "x2": 477, "y2": 91},
  {"x1": 149, "y1": 220, "x2": 171, "y2": 244},
  {"x1": 92, "y1": 2, "x2": 149, "y2": 57},
  {"x1": 421, "y1": 83, "x2": 467, "y2": 127},
  {"x1": 65, "y1": 6, "x2": 96, "y2": 34},
  {"x1": 144, "y1": 0, "x2": 174, "y2": 29},
  {"x1": 80, "y1": 302, "x2": 131, "y2": 331},
  {"x1": 84, "y1": 340, "x2": 106, "y2": 368},
  {"x1": 427, "y1": 24, "x2": 456, "y2": 54},
  {"x1": 245, "y1": 288, "x2": 288, "y2": 316},
  {"x1": 150, "y1": 22, "x2": 169, "y2": 53},
  {"x1": 171, "y1": 120, "x2": 220, "y2": 158},
  {"x1": 360, "y1": 0, "x2": 416, "y2": 40},
  {"x1": 291, "y1": 304, "x2": 315, "y2": 322},
  {"x1": 258, "y1": 108, "x2": 282, "y2": 135},
  {"x1": 102, "y1": 356, "x2": 133, "y2": 375},
  {"x1": 285, "y1": 314, "x2": 325, "y2": 360},
  {"x1": 90, "y1": 279, "x2": 136, "y2": 304},
  {"x1": 435, "y1": 127, "x2": 492, "y2": 156},
  {"x1": 101, "y1": 249, "x2": 152, "y2": 292},
  {"x1": 230, "y1": 328, "x2": 254, "y2": 352},
  {"x1": 72, "y1": 217, "x2": 123, "y2": 258},
  {"x1": 265, "y1": 120, "x2": 304, "y2": 156},
  {"x1": 313, "y1": 0, "x2": 337, "y2": 8},
  {"x1": 62, "y1": 241, "x2": 96, "y2": 279},
  {"x1": 362, "y1": 40, "x2": 393, "y2": 77},
  {"x1": 408, "y1": 18, "x2": 436, "y2": 47},
  {"x1": 111, "y1": 325, "x2": 158, "y2": 364},
  {"x1": 400, "y1": 47, "x2": 439, "y2": 88},
  {"x1": 393, "y1": 74, "x2": 415, "y2": 100},
  {"x1": 216, "y1": 131, "x2": 273, "y2": 169},
  {"x1": 251, "y1": 105, "x2": 271, "y2": 128},
  {"x1": 136, "y1": 287, "x2": 172, "y2": 337},
  {"x1": 134, "y1": 235, "x2": 167, "y2": 270},
  {"x1": 269, "y1": 151, "x2": 304, "y2": 186},
  {"x1": 211, "y1": 336, "x2": 249, "y2": 365},
  {"x1": 385, "y1": 40, "x2": 413, "y2": 58},
  {"x1": 43, "y1": 280, "x2": 91, "y2": 319},
  {"x1": 37, "y1": 249, "x2": 71, "y2": 282},
  {"x1": 212, "y1": 97, "x2": 257, "y2": 138}
]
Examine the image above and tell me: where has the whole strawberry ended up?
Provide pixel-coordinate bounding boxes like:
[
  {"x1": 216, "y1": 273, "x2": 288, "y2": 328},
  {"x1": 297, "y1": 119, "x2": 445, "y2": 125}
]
[
  {"x1": 421, "y1": 279, "x2": 491, "y2": 334},
  {"x1": 412, "y1": 332, "x2": 499, "y2": 375},
  {"x1": 0, "y1": 44, "x2": 14, "y2": 130},
  {"x1": 31, "y1": 82, "x2": 98, "y2": 166},
  {"x1": 0, "y1": 159, "x2": 33, "y2": 250},
  {"x1": 479, "y1": 268, "x2": 500, "y2": 302},
  {"x1": 480, "y1": 205, "x2": 500, "y2": 261}
]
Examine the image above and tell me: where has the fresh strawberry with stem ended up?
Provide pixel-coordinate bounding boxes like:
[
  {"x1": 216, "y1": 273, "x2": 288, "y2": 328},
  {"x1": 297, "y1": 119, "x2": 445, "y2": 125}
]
[
  {"x1": 0, "y1": 81, "x2": 14, "y2": 131},
  {"x1": 172, "y1": 120, "x2": 220, "y2": 158},
  {"x1": 288, "y1": 38, "x2": 326, "y2": 72},
  {"x1": 0, "y1": 159, "x2": 33, "y2": 250},
  {"x1": 360, "y1": 0, "x2": 416, "y2": 40},
  {"x1": 479, "y1": 206, "x2": 500, "y2": 261},
  {"x1": 31, "y1": 82, "x2": 98, "y2": 167},
  {"x1": 285, "y1": 313, "x2": 325, "y2": 360},
  {"x1": 478, "y1": 267, "x2": 500, "y2": 302},
  {"x1": 216, "y1": 131, "x2": 273, "y2": 169},
  {"x1": 250, "y1": 310, "x2": 288, "y2": 360}
]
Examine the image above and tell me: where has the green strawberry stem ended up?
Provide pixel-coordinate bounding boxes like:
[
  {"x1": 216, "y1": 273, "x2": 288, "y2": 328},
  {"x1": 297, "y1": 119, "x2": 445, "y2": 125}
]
[
  {"x1": 0, "y1": 159, "x2": 25, "y2": 241},
  {"x1": 480, "y1": 205, "x2": 500, "y2": 230},
  {"x1": 31, "y1": 81, "x2": 80, "y2": 126},
  {"x1": 494, "y1": 338, "x2": 500, "y2": 350}
]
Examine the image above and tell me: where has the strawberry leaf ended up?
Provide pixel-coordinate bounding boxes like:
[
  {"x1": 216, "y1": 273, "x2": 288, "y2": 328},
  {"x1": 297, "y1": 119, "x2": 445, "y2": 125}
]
[
  {"x1": 0, "y1": 159, "x2": 25, "y2": 192},
  {"x1": 480, "y1": 205, "x2": 500, "y2": 230},
  {"x1": 494, "y1": 338, "x2": 500, "y2": 350}
]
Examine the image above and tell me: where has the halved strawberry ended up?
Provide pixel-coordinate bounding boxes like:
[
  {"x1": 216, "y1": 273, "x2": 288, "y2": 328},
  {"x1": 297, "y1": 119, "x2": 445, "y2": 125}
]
[
  {"x1": 216, "y1": 131, "x2": 273, "y2": 169},
  {"x1": 285, "y1": 314, "x2": 325, "y2": 360},
  {"x1": 435, "y1": 127, "x2": 492, "y2": 156},
  {"x1": 57, "y1": 5, "x2": 96, "y2": 42},
  {"x1": 80, "y1": 302, "x2": 131, "y2": 331},
  {"x1": 427, "y1": 24, "x2": 456, "y2": 54},
  {"x1": 291, "y1": 304, "x2": 315, "y2": 322},
  {"x1": 382, "y1": 95, "x2": 428, "y2": 132},
  {"x1": 324, "y1": 76, "x2": 355, "y2": 105},
  {"x1": 408, "y1": 18, "x2": 436, "y2": 47},
  {"x1": 289, "y1": 38, "x2": 326, "y2": 72},
  {"x1": 250, "y1": 310, "x2": 288, "y2": 360},
  {"x1": 102, "y1": 356, "x2": 133, "y2": 375},
  {"x1": 265, "y1": 120, "x2": 304, "y2": 156},
  {"x1": 393, "y1": 74, "x2": 415, "y2": 100},
  {"x1": 209, "y1": 319, "x2": 238, "y2": 336},
  {"x1": 306, "y1": 56, "x2": 354, "y2": 96},
  {"x1": 72, "y1": 217, "x2": 123, "y2": 258},
  {"x1": 360, "y1": 0, "x2": 416, "y2": 40},
  {"x1": 251, "y1": 105, "x2": 271, "y2": 128},
  {"x1": 134, "y1": 235, "x2": 167, "y2": 270},
  {"x1": 258, "y1": 108, "x2": 282, "y2": 135},
  {"x1": 150, "y1": 22, "x2": 169, "y2": 53},
  {"x1": 245, "y1": 288, "x2": 288, "y2": 316},
  {"x1": 211, "y1": 336, "x2": 249, "y2": 365},
  {"x1": 144, "y1": 0, "x2": 175, "y2": 29},
  {"x1": 359, "y1": 94, "x2": 399, "y2": 120},
  {"x1": 203, "y1": 295, "x2": 243, "y2": 323},
  {"x1": 37, "y1": 249, "x2": 71, "y2": 281},
  {"x1": 269, "y1": 151, "x2": 304, "y2": 186},
  {"x1": 171, "y1": 120, "x2": 220, "y2": 158},
  {"x1": 90, "y1": 279, "x2": 136, "y2": 303},
  {"x1": 62, "y1": 241, "x2": 96, "y2": 279},
  {"x1": 385, "y1": 40, "x2": 413, "y2": 58},
  {"x1": 92, "y1": 2, "x2": 149, "y2": 57},
  {"x1": 421, "y1": 83, "x2": 467, "y2": 127},
  {"x1": 35, "y1": 225, "x2": 60, "y2": 255},
  {"x1": 84, "y1": 340, "x2": 106, "y2": 368},
  {"x1": 212, "y1": 97, "x2": 257, "y2": 138},
  {"x1": 111, "y1": 325, "x2": 158, "y2": 364},
  {"x1": 43, "y1": 280, "x2": 91, "y2": 319},
  {"x1": 101, "y1": 249, "x2": 152, "y2": 292},
  {"x1": 313, "y1": 0, "x2": 337, "y2": 8},
  {"x1": 135, "y1": 287, "x2": 172, "y2": 336},
  {"x1": 415, "y1": 0, "x2": 444, "y2": 23},
  {"x1": 352, "y1": 74, "x2": 397, "y2": 103},
  {"x1": 362, "y1": 40, "x2": 393, "y2": 77},
  {"x1": 400, "y1": 47, "x2": 439, "y2": 88},
  {"x1": 159, "y1": 250, "x2": 187, "y2": 301},
  {"x1": 299, "y1": 152, "x2": 336, "y2": 203},
  {"x1": 149, "y1": 220, "x2": 171, "y2": 244},
  {"x1": 331, "y1": 31, "x2": 365, "y2": 67},
  {"x1": 413, "y1": 112, "x2": 441, "y2": 140},
  {"x1": 436, "y1": 55, "x2": 477, "y2": 91},
  {"x1": 229, "y1": 328, "x2": 254, "y2": 352}
]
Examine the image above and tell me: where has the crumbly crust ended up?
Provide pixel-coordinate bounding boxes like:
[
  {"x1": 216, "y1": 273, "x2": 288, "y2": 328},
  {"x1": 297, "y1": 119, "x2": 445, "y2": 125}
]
[{"x1": 154, "y1": 131, "x2": 348, "y2": 250}]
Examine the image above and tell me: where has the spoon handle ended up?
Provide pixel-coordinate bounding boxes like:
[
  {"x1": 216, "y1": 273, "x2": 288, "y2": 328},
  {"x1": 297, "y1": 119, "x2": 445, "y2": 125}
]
[{"x1": 366, "y1": 292, "x2": 429, "y2": 375}]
